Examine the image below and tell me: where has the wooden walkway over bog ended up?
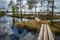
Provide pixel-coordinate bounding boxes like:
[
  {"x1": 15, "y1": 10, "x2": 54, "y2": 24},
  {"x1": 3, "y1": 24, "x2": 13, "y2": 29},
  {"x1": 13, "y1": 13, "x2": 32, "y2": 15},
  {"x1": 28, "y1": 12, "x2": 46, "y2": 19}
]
[{"x1": 38, "y1": 24, "x2": 54, "y2": 40}]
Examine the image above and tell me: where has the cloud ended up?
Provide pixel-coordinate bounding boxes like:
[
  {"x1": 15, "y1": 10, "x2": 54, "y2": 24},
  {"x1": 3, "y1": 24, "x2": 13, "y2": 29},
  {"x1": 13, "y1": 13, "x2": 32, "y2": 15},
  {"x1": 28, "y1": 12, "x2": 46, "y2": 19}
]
[
  {"x1": 54, "y1": 0, "x2": 60, "y2": 12},
  {"x1": 0, "y1": 0, "x2": 60, "y2": 12}
]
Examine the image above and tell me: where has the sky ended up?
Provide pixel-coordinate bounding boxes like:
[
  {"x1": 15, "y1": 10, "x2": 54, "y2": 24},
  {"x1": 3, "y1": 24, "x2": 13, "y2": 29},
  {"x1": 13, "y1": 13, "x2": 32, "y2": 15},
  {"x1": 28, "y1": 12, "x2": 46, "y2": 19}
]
[
  {"x1": 0, "y1": 0, "x2": 60, "y2": 12},
  {"x1": 54, "y1": 0, "x2": 60, "y2": 12}
]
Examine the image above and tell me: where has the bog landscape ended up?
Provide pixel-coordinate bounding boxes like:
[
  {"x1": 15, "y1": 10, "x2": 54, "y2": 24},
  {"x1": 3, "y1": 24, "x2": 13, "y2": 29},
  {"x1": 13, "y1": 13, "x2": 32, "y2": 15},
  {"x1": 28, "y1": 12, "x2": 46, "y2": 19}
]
[{"x1": 0, "y1": 0, "x2": 60, "y2": 40}]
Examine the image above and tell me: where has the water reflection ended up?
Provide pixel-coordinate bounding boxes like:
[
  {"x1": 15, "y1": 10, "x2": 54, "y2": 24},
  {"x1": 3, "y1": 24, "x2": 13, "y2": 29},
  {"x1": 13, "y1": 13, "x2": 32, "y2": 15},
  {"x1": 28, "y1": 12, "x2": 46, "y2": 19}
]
[
  {"x1": 0, "y1": 16, "x2": 38, "y2": 40},
  {"x1": 0, "y1": 15, "x2": 60, "y2": 40}
]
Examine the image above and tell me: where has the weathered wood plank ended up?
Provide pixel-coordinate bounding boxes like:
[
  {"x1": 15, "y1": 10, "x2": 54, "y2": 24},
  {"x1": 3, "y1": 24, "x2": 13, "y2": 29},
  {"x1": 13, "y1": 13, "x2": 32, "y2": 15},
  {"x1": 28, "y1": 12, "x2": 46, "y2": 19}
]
[
  {"x1": 38, "y1": 24, "x2": 44, "y2": 40},
  {"x1": 43, "y1": 24, "x2": 48, "y2": 40},
  {"x1": 38, "y1": 24, "x2": 54, "y2": 40},
  {"x1": 47, "y1": 25, "x2": 54, "y2": 40}
]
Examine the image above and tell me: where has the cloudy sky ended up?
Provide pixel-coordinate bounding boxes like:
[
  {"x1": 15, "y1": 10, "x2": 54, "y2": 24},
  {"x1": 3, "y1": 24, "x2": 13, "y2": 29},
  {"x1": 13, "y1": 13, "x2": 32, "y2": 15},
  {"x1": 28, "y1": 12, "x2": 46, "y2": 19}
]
[
  {"x1": 0, "y1": 0, "x2": 60, "y2": 12},
  {"x1": 54, "y1": 0, "x2": 60, "y2": 12}
]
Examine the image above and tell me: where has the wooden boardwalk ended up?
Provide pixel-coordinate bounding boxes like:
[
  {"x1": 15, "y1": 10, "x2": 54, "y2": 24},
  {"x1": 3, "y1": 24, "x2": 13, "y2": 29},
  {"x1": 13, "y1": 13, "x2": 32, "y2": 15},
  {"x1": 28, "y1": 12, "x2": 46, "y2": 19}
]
[{"x1": 38, "y1": 24, "x2": 54, "y2": 40}]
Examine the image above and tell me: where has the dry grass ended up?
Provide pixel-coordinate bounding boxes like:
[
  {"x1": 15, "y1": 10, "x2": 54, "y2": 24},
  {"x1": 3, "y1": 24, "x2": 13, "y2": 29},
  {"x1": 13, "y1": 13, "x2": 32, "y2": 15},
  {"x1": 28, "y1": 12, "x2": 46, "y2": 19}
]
[
  {"x1": 15, "y1": 20, "x2": 41, "y2": 31},
  {"x1": 15, "y1": 19, "x2": 60, "y2": 35},
  {"x1": 49, "y1": 22, "x2": 60, "y2": 35}
]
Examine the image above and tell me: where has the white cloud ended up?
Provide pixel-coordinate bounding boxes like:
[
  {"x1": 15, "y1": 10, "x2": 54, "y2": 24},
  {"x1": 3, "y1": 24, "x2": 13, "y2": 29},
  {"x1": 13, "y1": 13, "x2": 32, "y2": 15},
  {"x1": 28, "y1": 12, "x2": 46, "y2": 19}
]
[
  {"x1": 54, "y1": 0, "x2": 60, "y2": 12},
  {"x1": 7, "y1": 0, "x2": 16, "y2": 3},
  {"x1": 4, "y1": 0, "x2": 60, "y2": 12}
]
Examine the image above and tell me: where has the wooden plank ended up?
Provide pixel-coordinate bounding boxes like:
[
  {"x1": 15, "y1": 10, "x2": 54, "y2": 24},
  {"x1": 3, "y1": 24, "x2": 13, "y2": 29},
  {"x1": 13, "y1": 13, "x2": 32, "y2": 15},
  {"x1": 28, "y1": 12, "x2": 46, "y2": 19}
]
[
  {"x1": 38, "y1": 24, "x2": 44, "y2": 40},
  {"x1": 43, "y1": 24, "x2": 48, "y2": 40},
  {"x1": 47, "y1": 24, "x2": 54, "y2": 40},
  {"x1": 38, "y1": 24, "x2": 54, "y2": 40}
]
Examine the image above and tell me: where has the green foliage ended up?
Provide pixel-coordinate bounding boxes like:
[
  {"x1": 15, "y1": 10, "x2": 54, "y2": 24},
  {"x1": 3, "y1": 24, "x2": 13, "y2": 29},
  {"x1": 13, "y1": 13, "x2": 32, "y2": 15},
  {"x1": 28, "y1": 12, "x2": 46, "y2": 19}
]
[
  {"x1": 27, "y1": 0, "x2": 33, "y2": 3},
  {"x1": 12, "y1": 5, "x2": 19, "y2": 14},
  {"x1": 11, "y1": 3, "x2": 19, "y2": 25},
  {"x1": 28, "y1": 4, "x2": 33, "y2": 9}
]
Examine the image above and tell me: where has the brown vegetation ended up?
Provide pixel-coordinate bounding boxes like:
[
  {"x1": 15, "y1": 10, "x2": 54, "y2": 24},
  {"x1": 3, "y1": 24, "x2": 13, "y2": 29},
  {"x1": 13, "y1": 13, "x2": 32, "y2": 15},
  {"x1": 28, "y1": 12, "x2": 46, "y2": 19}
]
[
  {"x1": 16, "y1": 20, "x2": 41, "y2": 31},
  {"x1": 0, "y1": 11, "x2": 6, "y2": 17}
]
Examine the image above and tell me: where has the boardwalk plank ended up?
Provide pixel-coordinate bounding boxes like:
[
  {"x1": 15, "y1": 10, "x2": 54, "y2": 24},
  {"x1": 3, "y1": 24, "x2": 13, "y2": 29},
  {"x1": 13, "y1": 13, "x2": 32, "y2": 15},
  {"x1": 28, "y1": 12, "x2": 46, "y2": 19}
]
[
  {"x1": 38, "y1": 24, "x2": 54, "y2": 40},
  {"x1": 47, "y1": 25, "x2": 54, "y2": 40},
  {"x1": 38, "y1": 24, "x2": 44, "y2": 40},
  {"x1": 43, "y1": 24, "x2": 48, "y2": 40}
]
